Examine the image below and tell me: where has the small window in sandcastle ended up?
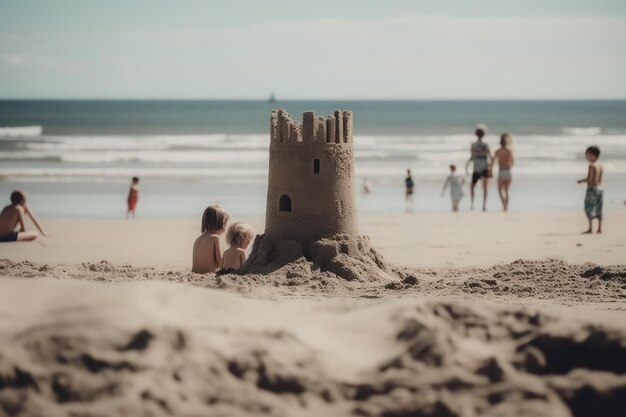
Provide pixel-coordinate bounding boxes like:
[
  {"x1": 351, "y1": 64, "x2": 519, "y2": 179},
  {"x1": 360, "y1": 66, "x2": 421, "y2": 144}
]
[
  {"x1": 313, "y1": 159, "x2": 320, "y2": 174},
  {"x1": 279, "y1": 195, "x2": 292, "y2": 212}
]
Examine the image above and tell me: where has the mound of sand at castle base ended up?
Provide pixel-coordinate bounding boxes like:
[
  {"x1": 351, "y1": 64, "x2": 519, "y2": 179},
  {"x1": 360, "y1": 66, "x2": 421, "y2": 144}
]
[
  {"x1": 2, "y1": 258, "x2": 625, "y2": 304},
  {"x1": 1, "y1": 279, "x2": 626, "y2": 417}
]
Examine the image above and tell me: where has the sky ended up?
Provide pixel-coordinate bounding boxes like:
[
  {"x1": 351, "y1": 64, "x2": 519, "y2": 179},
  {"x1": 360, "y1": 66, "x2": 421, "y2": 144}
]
[{"x1": 1, "y1": 0, "x2": 625, "y2": 99}]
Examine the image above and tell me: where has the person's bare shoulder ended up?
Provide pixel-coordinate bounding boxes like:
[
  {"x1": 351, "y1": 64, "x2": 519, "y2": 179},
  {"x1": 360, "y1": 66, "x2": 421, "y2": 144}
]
[
  {"x1": 2, "y1": 205, "x2": 21, "y2": 217},
  {"x1": 193, "y1": 233, "x2": 209, "y2": 248},
  {"x1": 194, "y1": 233, "x2": 220, "y2": 249}
]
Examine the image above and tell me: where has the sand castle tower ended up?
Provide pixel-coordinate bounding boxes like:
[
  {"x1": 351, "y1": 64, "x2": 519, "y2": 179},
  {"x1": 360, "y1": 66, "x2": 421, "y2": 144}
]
[
  {"x1": 265, "y1": 109, "x2": 358, "y2": 241},
  {"x1": 239, "y1": 109, "x2": 390, "y2": 281}
]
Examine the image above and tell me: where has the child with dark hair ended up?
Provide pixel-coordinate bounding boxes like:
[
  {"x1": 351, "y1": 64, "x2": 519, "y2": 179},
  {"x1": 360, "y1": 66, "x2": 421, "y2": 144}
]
[
  {"x1": 192, "y1": 205, "x2": 230, "y2": 273},
  {"x1": 0, "y1": 190, "x2": 48, "y2": 242},
  {"x1": 126, "y1": 177, "x2": 140, "y2": 219},
  {"x1": 577, "y1": 146, "x2": 604, "y2": 234},
  {"x1": 465, "y1": 124, "x2": 493, "y2": 211}
]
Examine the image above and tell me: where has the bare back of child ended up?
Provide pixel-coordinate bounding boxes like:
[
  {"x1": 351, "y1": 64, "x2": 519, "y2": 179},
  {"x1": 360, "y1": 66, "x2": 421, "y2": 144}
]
[
  {"x1": 191, "y1": 205, "x2": 230, "y2": 274},
  {"x1": 192, "y1": 233, "x2": 223, "y2": 274},
  {"x1": 222, "y1": 222, "x2": 255, "y2": 270}
]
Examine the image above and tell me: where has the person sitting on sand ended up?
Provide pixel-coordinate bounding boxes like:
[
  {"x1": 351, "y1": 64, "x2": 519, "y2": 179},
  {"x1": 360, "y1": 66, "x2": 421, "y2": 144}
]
[
  {"x1": 441, "y1": 164, "x2": 465, "y2": 212},
  {"x1": 0, "y1": 190, "x2": 48, "y2": 242},
  {"x1": 577, "y1": 146, "x2": 603, "y2": 234},
  {"x1": 222, "y1": 222, "x2": 256, "y2": 270},
  {"x1": 492, "y1": 133, "x2": 515, "y2": 212},
  {"x1": 192, "y1": 205, "x2": 230, "y2": 274},
  {"x1": 126, "y1": 177, "x2": 140, "y2": 219},
  {"x1": 465, "y1": 124, "x2": 493, "y2": 211}
]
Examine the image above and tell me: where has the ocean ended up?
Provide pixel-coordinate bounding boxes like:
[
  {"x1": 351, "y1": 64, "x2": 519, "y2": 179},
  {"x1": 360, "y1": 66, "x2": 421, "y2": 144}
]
[{"x1": 1, "y1": 100, "x2": 625, "y2": 218}]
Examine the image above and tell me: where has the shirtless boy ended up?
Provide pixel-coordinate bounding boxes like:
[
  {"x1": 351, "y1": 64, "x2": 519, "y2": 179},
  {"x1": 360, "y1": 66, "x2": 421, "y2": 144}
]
[
  {"x1": 192, "y1": 205, "x2": 230, "y2": 274},
  {"x1": 0, "y1": 190, "x2": 48, "y2": 242},
  {"x1": 577, "y1": 146, "x2": 604, "y2": 234}
]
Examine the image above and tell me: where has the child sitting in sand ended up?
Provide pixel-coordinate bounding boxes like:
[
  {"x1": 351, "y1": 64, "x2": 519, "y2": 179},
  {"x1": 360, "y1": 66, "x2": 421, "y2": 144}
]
[
  {"x1": 441, "y1": 165, "x2": 465, "y2": 212},
  {"x1": 577, "y1": 146, "x2": 604, "y2": 234},
  {"x1": 192, "y1": 205, "x2": 230, "y2": 274},
  {"x1": 126, "y1": 177, "x2": 140, "y2": 219},
  {"x1": 0, "y1": 190, "x2": 48, "y2": 242},
  {"x1": 222, "y1": 222, "x2": 256, "y2": 270}
]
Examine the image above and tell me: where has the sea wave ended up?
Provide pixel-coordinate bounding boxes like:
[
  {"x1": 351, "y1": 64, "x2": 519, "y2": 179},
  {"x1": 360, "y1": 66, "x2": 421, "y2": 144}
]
[
  {"x1": 1, "y1": 132, "x2": 626, "y2": 182},
  {"x1": 0, "y1": 126, "x2": 43, "y2": 137},
  {"x1": 562, "y1": 127, "x2": 602, "y2": 136}
]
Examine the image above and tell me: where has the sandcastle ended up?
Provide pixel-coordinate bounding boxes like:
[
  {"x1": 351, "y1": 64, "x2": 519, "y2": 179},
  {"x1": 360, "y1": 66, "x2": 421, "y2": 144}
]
[
  {"x1": 265, "y1": 109, "x2": 358, "y2": 241},
  {"x1": 239, "y1": 109, "x2": 391, "y2": 281}
]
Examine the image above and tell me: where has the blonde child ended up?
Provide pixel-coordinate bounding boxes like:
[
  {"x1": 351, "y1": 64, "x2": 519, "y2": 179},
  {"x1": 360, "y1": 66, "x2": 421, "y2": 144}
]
[
  {"x1": 192, "y1": 205, "x2": 230, "y2": 274},
  {"x1": 0, "y1": 190, "x2": 48, "y2": 242},
  {"x1": 222, "y1": 222, "x2": 256, "y2": 270},
  {"x1": 441, "y1": 165, "x2": 465, "y2": 212}
]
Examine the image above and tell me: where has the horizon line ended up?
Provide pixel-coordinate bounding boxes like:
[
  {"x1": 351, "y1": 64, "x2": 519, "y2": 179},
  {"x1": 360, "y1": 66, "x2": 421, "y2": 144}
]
[{"x1": 1, "y1": 97, "x2": 626, "y2": 102}]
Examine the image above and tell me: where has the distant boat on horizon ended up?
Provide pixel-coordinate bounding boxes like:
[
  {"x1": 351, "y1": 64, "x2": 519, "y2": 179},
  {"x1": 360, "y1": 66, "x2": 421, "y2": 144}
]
[{"x1": 268, "y1": 92, "x2": 276, "y2": 103}]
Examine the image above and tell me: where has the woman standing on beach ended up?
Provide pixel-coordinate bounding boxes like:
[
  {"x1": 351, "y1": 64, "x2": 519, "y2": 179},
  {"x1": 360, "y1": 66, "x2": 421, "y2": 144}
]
[
  {"x1": 465, "y1": 124, "x2": 492, "y2": 211},
  {"x1": 492, "y1": 133, "x2": 514, "y2": 212}
]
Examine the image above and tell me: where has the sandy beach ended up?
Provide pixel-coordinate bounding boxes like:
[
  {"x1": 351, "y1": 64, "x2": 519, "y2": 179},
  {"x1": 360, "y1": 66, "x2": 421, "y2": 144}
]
[
  {"x1": 1, "y1": 209, "x2": 625, "y2": 416},
  {"x1": 2, "y1": 209, "x2": 624, "y2": 268},
  {"x1": 2, "y1": 1, "x2": 626, "y2": 414}
]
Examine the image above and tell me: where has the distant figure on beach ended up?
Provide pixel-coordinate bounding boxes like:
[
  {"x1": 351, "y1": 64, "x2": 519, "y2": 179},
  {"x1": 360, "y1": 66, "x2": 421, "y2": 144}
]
[
  {"x1": 405, "y1": 169, "x2": 414, "y2": 202},
  {"x1": 192, "y1": 205, "x2": 230, "y2": 274},
  {"x1": 126, "y1": 177, "x2": 140, "y2": 219},
  {"x1": 0, "y1": 190, "x2": 48, "y2": 242},
  {"x1": 362, "y1": 178, "x2": 372, "y2": 195},
  {"x1": 578, "y1": 146, "x2": 603, "y2": 234},
  {"x1": 222, "y1": 222, "x2": 255, "y2": 270},
  {"x1": 441, "y1": 164, "x2": 465, "y2": 212},
  {"x1": 492, "y1": 133, "x2": 515, "y2": 211},
  {"x1": 465, "y1": 124, "x2": 493, "y2": 211}
]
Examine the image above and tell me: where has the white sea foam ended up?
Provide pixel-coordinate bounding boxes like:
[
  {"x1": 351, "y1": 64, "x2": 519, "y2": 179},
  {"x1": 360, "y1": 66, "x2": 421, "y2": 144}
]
[
  {"x1": 2, "y1": 133, "x2": 626, "y2": 181},
  {"x1": 562, "y1": 127, "x2": 602, "y2": 136},
  {"x1": 0, "y1": 150, "x2": 268, "y2": 164},
  {"x1": 0, "y1": 126, "x2": 42, "y2": 137},
  {"x1": 0, "y1": 167, "x2": 268, "y2": 179}
]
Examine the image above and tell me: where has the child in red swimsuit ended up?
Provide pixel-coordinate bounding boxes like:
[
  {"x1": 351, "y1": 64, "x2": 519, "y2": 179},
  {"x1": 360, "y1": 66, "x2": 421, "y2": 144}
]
[{"x1": 126, "y1": 177, "x2": 140, "y2": 218}]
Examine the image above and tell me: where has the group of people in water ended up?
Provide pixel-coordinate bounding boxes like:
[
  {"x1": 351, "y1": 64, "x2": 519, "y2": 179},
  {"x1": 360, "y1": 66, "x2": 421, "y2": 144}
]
[
  {"x1": 405, "y1": 124, "x2": 514, "y2": 213},
  {"x1": 403, "y1": 123, "x2": 604, "y2": 233},
  {"x1": 0, "y1": 123, "x2": 607, "y2": 249}
]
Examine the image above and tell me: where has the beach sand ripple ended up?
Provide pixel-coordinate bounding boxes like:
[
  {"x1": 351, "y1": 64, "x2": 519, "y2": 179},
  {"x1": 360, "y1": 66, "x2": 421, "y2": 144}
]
[{"x1": 0, "y1": 274, "x2": 625, "y2": 417}]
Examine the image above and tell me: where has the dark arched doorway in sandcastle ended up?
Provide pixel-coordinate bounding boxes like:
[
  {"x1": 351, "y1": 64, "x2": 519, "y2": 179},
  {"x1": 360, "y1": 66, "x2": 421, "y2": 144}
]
[
  {"x1": 238, "y1": 109, "x2": 391, "y2": 282},
  {"x1": 279, "y1": 194, "x2": 292, "y2": 212}
]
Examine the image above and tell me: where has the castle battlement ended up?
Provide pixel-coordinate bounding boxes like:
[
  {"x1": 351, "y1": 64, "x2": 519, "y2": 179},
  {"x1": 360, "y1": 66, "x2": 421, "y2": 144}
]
[{"x1": 271, "y1": 109, "x2": 353, "y2": 145}]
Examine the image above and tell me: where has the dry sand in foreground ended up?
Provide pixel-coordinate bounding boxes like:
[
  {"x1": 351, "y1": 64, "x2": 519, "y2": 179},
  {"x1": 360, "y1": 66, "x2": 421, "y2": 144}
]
[{"x1": 1, "y1": 276, "x2": 625, "y2": 417}]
